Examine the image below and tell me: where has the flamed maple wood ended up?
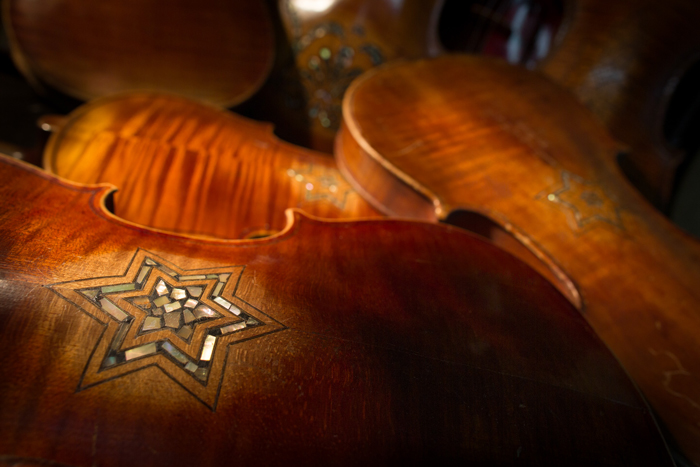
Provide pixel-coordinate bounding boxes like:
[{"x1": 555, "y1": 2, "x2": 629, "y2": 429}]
[
  {"x1": 336, "y1": 55, "x2": 700, "y2": 464},
  {"x1": 3, "y1": 0, "x2": 274, "y2": 107},
  {"x1": 42, "y1": 93, "x2": 572, "y2": 296},
  {"x1": 43, "y1": 93, "x2": 381, "y2": 239},
  {"x1": 437, "y1": 0, "x2": 700, "y2": 206},
  {"x1": 265, "y1": 0, "x2": 700, "y2": 205},
  {"x1": 0, "y1": 155, "x2": 673, "y2": 465}
]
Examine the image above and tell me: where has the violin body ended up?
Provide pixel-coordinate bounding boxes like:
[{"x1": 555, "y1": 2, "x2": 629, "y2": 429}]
[
  {"x1": 539, "y1": 0, "x2": 700, "y2": 207},
  {"x1": 0, "y1": 155, "x2": 674, "y2": 465},
  {"x1": 3, "y1": 0, "x2": 274, "y2": 106},
  {"x1": 440, "y1": 0, "x2": 700, "y2": 207},
  {"x1": 8, "y1": 0, "x2": 696, "y2": 208},
  {"x1": 43, "y1": 93, "x2": 380, "y2": 239},
  {"x1": 241, "y1": 0, "x2": 698, "y2": 216},
  {"x1": 245, "y1": 0, "x2": 443, "y2": 151},
  {"x1": 337, "y1": 55, "x2": 700, "y2": 463}
]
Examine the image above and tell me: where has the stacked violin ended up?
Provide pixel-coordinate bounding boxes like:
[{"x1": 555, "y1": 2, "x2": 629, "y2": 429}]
[
  {"x1": 0, "y1": 0, "x2": 698, "y2": 465},
  {"x1": 252, "y1": 0, "x2": 700, "y2": 209},
  {"x1": 41, "y1": 93, "x2": 381, "y2": 239},
  {"x1": 337, "y1": 55, "x2": 700, "y2": 463}
]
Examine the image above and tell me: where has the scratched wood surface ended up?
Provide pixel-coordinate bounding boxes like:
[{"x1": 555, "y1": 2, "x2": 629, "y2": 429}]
[
  {"x1": 3, "y1": 0, "x2": 274, "y2": 106},
  {"x1": 0, "y1": 154, "x2": 674, "y2": 465},
  {"x1": 337, "y1": 54, "x2": 700, "y2": 464},
  {"x1": 43, "y1": 93, "x2": 380, "y2": 239}
]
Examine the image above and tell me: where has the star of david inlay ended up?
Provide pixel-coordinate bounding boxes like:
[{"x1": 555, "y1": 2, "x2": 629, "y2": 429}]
[
  {"x1": 47, "y1": 249, "x2": 286, "y2": 410},
  {"x1": 541, "y1": 170, "x2": 624, "y2": 231},
  {"x1": 287, "y1": 163, "x2": 351, "y2": 209}
]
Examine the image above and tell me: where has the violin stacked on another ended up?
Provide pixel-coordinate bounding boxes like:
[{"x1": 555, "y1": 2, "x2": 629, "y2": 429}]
[{"x1": 337, "y1": 55, "x2": 700, "y2": 463}]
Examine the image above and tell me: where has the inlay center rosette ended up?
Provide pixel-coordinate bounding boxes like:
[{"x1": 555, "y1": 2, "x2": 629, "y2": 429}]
[
  {"x1": 48, "y1": 249, "x2": 286, "y2": 410},
  {"x1": 541, "y1": 170, "x2": 623, "y2": 231},
  {"x1": 287, "y1": 162, "x2": 352, "y2": 209}
]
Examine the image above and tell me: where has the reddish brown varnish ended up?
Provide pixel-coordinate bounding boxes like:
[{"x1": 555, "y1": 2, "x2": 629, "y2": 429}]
[
  {"x1": 0, "y1": 154, "x2": 674, "y2": 465},
  {"x1": 43, "y1": 93, "x2": 381, "y2": 239},
  {"x1": 337, "y1": 55, "x2": 700, "y2": 464},
  {"x1": 539, "y1": 0, "x2": 700, "y2": 207},
  {"x1": 3, "y1": 0, "x2": 274, "y2": 106}
]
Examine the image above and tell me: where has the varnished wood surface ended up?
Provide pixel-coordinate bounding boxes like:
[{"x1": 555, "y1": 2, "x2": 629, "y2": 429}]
[
  {"x1": 3, "y1": 0, "x2": 274, "y2": 107},
  {"x1": 43, "y1": 93, "x2": 380, "y2": 239},
  {"x1": 540, "y1": 0, "x2": 700, "y2": 207},
  {"x1": 437, "y1": 0, "x2": 700, "y2": 208},
  {"x1": 246, "y1": 0, "x2": 444, "y2": 151},
  {"x1": 0, "y1": 154, "x2": 674, "y2": 465},
  {"x1": 338, "y1": 55, "x2": 700, "y2": 464},
  {"x1": 247, "y1": 0, "x2": 700, "y2": 208}
]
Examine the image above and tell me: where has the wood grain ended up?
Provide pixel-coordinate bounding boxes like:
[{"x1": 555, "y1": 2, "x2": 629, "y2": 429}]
[
  {"x1": 0, "y1": 154, "x2": 674, "y2": 465},
  {"x1": 438, "y1": 0, "x2": 700, "y2": 207},
  {"x1": 337, "y1": 55, "x2": 700, "y2": 464},
  {"x1": 3, "y1": 0, "x2": 274, "y2": 107},
  {"x1": 540, "y1": 0, "x2": 700, "y2": 207},
  {"x1": 43, "y1": 93, "x2": 381, "y2": 239}
]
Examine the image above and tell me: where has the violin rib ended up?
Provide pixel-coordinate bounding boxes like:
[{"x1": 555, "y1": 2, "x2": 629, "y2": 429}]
[{"x1": 244, "y1": 0, "x2": 444, "y2": 151}]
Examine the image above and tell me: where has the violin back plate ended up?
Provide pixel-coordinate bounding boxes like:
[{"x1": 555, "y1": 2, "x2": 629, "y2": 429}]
[
  {"x1": 4, "y1": 0, "x2": 274, "y2": 106},
  {"x1": 43, "y1": 93, "x2": 381, "y2": 239},
  {"x1": 0, "y1": 155, "x2": 673, "y2": 465},
  {"x1": 540, "y1": 0, "x2": 700, "y2": 205}
]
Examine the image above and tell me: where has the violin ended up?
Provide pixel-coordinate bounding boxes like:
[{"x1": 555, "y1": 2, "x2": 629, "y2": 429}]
[
  {"x1": 440, "y1": 0, "x2": 700, "y2": 208},
  {"x1": 244, "y1": 0, "x2": 445, "y2": 151},
  {"x1": 336, "y1": 55, "x2": 700, "y2": 463},
  {"x1": 10, "y1": 0, "x2": 693, "y2": 212},
  {"x1": 0, "y1": 153, "x2": 674, "y2": 465},
  {"x1": 43, "y1": 93, "x2": 380, "y2": 239},
  {"x1": 538, "y1": 0, "x2": 700, "y2": 208},
  {"x1": 3, "y1": 0, "x2": 274, "y2": 107},
  {"x1": 258, "y1": 0, "x2": 700, "y2": 209}
]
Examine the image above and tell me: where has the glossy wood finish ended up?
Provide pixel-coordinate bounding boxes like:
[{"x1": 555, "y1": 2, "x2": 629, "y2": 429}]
[
  {"x1": 247, "y1": 0, "x2": 443, "y2": 151},
  {"x1": 3, "y1": 0, "x2": 274, "y2": 107},
  {"x1": 337, "y1": 55, "x2": 700, "y2": 464},
  {"x1": 0, "y1": 154, "x2": 674, "y2": 465},
  {"x1": 440, "y1": 0, "x2": 700, "y2": 208},
  {"x1": 539, "y1": 0, "x2": 700, "y2": 207},
  {"x1": 43, "y1": 93, "x2": 380, "y2": 239},
  {"x1": 430, "y1": 0, "x2": 700, "y2": 207}
]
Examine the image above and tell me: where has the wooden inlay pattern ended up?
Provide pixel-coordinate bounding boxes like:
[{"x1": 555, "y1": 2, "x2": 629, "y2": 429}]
[
  {"x1": 287, "y1": 162, "x2": 353, "y2": 209},
  {"x1": 541, "y1": 170, "x2": 623, "y2": 231},
  {"x1": 0, "y1": 155, "x2": 675, "y2": 465},
  {"x1": 49, "y1": 249, "x2": 285, "y2": 410}
]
